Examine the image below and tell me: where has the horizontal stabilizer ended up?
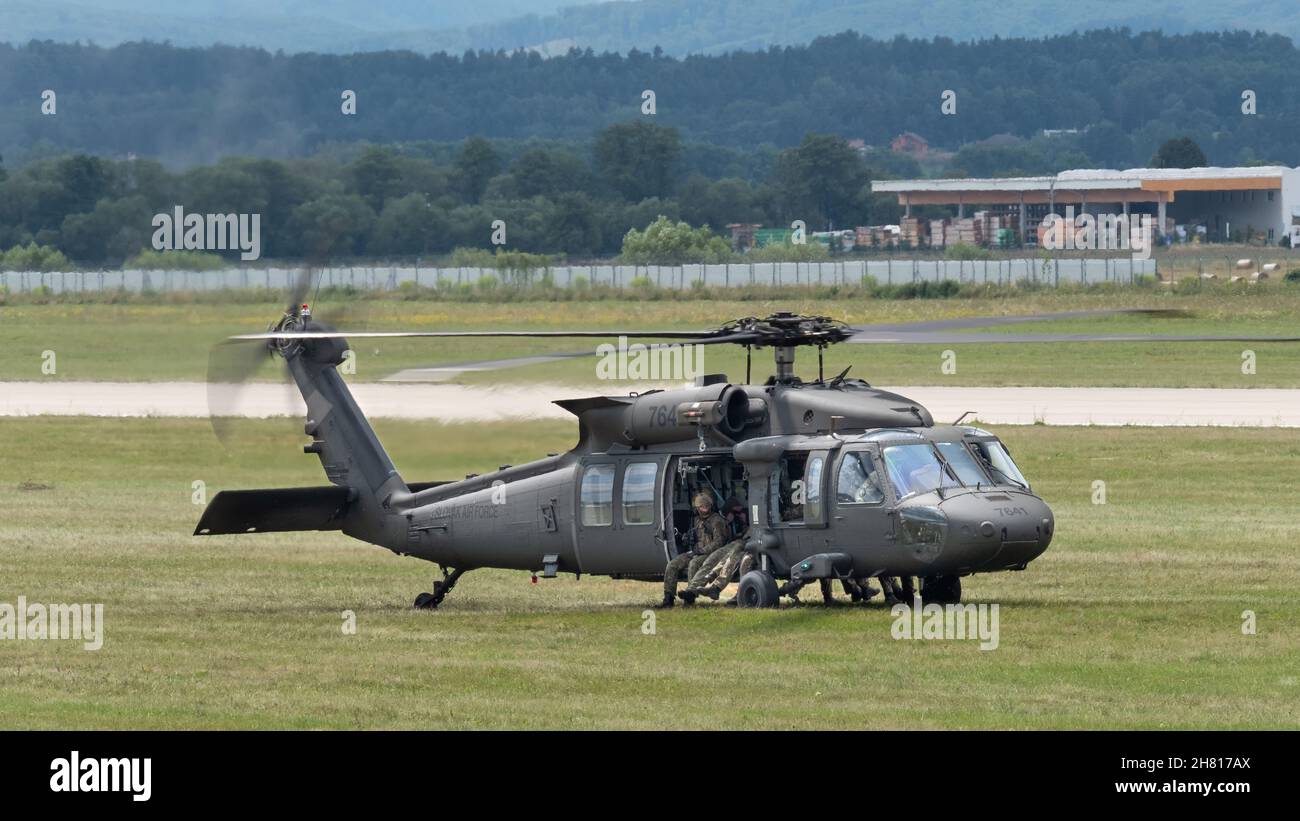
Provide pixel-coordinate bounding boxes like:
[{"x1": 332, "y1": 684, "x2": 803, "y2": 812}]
[
  {"x1": 194, "y1": 486, "x2": 351, "y2": 535},
  {"x1": 193, "y1": 481, "x2": 454, "y2": 536}
]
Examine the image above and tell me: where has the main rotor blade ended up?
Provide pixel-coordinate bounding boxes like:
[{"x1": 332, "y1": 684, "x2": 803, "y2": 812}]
[
  {"x1": 850, "y1": 332, "x2": 1300, "y2": 344},
  {"x1": 228, "y1": 329, "x2": 762, "y2": 344},
  {"x1": 383, "y1": 351, "x2": 593, "y2": 382},
  {"x1": 845, "y1": 307, "x2": 1298, "y2": 344},
  {"x1": 848, "y1": 308, "x2": 1189, "y2": 337}
]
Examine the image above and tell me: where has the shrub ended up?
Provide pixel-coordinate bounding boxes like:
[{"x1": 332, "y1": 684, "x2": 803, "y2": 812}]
[
  {"x1": 0, "y1": 243, "x2": 72, "y2": 272},
  {"x1": 943, "y1": 242, "x2": 992, "y2": 261}
]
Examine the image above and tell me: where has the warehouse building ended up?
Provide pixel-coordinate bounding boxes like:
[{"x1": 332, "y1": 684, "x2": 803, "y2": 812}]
[{"x1": 873, "y1": 166, "x2": 1300, "y2": 247}]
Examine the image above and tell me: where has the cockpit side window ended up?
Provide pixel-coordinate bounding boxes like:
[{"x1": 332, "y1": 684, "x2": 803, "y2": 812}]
[
  {"x1": 804, "y1": 454, "x2": 825, "y2": 522},
  {"x1": 969, "y1": 439, "x2": 1029, "y2": 489},
  {"x1": 770, "y1": 452, "x2": 808, "y2": 524},
  {"x1": 836, "y1": 450, "x2": 884, "y2": 505}
]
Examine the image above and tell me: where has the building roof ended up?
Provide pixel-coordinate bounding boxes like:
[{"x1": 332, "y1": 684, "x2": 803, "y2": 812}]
[{"x1": 873, "y1": 166, "x2": 1295, "y2": 195}]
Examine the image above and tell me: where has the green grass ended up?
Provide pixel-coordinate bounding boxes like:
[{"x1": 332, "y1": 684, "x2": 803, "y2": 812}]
[{"x1": 1, "y1": 417, "x2": 1297, "y2": 729}]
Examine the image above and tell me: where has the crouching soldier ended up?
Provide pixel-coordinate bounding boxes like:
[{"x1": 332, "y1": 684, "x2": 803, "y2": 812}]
[
  {"x1": 818, "y1": 576, "x2": 878, "y2": 604},
  {"x1": 778, "y1": 574, "x2": 878, "y2": 605},
  {"x1": 658, "y1": 493, "x2": 729, "y2": 608},
  {"x1": 679, "y1": 530, "x2": 753, "y2": 604}
]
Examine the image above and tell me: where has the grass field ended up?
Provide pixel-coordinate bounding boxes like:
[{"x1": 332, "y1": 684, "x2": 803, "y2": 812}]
[
  {"x1": 1, "y1": 417, "x2": 1297, "y2": 729},
  {"x1": 2, "y1": 286, "x2": 1300, "y2": 387}
]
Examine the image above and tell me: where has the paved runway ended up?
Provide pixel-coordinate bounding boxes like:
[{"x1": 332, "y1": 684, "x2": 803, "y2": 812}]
[{"x1": 3, "y1": 381, "x2": 1299, "y2": 426}]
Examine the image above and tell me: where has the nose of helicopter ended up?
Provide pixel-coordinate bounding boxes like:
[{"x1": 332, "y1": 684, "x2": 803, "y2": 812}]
[{"x1": 932, "y1": 491, "x2": 1054, "y2": 573}]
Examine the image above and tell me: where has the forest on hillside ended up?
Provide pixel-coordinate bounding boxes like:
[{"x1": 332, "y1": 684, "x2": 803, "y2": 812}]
[{"x1": 1, "y1": 30, "x2": 1296, "y2": 167}]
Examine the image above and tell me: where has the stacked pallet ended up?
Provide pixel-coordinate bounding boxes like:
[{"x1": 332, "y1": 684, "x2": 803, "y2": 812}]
[
  {"x1": 942, "y1": 217, "x2": 984, "y2": 247},
  {"x1": 974, "y1": 210, "x2": 1016, "y2": 237},
  {"x1": 899, "y1": 217, "x2": 928, "y2": 248},
  {"x1": 929, "y1": 219, "x2": 949, "y2": 248},
  {"x1": 973, "y1": 211, "x2": 1020, "y2": 247},
  {"x1": 856, "y1": 226, "x2": 901, "y2": 248}
]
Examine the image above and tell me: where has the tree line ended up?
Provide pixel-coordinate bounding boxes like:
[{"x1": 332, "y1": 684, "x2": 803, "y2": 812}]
[
  {"x1": 0, "y1": 123, "x2": 1225, "y2": 267},
  {"x1": 0, "y1": 123, "x2": 924, "y2": 266},
  {"x1": 2, "y1": 29, "x2": 1298, "y2": 168}
]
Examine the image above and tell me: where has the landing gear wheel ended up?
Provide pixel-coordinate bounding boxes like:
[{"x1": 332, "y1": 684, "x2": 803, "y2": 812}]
[
  {"x1": 921, "y1": 574, "x2": 962, "y2": 605},
  {"x1": 414, "y1": 591, "x2": 438, "y2": 609},
  {"x1": 413, "y1": 566, "x2": 467, "y2": 610},
  {"x1": 737, "y1": 570, "x2": 780, "y2": 608}
]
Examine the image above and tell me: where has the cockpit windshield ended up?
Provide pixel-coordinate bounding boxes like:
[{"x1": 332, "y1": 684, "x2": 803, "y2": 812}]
[
  {"x1": 969, "y1": 439, "x2": 1029, "y2": 488},
  {"x1": 936, "y1": 441, "x2": 992, "y2": 486},
  {"x1": 881, "y1": 444, "x2": 961, "y2": 499}
]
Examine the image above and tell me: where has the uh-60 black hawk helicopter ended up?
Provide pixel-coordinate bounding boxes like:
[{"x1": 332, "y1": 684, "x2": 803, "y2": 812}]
[{"x1": 195, "y1": 282, "x2": 1297, "y2": 610}]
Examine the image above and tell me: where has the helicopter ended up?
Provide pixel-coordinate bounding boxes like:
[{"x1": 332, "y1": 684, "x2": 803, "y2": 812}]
[{"x1": 195, "y1": 279, "x2": 1300, "y2": 609}]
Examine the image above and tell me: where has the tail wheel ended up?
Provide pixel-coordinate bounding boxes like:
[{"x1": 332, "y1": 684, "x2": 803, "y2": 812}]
[
  {"x1": 921, "y1": 575, "x2": 962, "y2": 605},
  {"x1": 737, "y1": 570, "x2": 779, "y2": 608}
]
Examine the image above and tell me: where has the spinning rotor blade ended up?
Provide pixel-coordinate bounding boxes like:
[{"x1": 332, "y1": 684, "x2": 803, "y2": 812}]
[
  {"x1": 207, "y1": 267, "x2": 370, "y2": 448},
  {"x1": 850, "y1": 332, "x2": 1300, "y2": 344},
  {"x1": 229, "y1": 329, "x2": 761, "y2": 343},
  {"x1": 222, "y1": 311, "x2": 844, "y2": 351},
  {"x1": 848, "y1": 308, "x2": 1189, "y2": 336},
  {"x1": 284, "y1": 266, "x2": 314, "y2": 318},
  {"x1": 846, "y1": 308, "x2": 1299, "y2": 345},
  {"x1": 206, "y1": 337, "x2": 295, "y2": 449}
]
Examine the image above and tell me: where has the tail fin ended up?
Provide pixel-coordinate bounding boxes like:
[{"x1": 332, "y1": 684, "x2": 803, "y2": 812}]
[{"x1": 283, "y1": 329, "x2": 411, "y2": 547}]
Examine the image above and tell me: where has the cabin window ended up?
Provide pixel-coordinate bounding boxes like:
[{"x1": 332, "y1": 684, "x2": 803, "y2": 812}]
[
  {"x1": 837, "y1": 451, "x2": 884, "y2": 504},
  {"x1": 580, "y1": 464, "x2": 614, "y2": 526},
  {"x1": 622, "y1": 462, "x2": 658, "y2": 526}
]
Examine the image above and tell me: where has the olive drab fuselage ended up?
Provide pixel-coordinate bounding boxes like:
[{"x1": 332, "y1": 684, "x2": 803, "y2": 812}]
[
  {"x1": 196, "y1": 312, "x2": 1054, "y2": 600},
  {"x1": 359, "y1": 378, "x2": 1053, "y2": 583}
]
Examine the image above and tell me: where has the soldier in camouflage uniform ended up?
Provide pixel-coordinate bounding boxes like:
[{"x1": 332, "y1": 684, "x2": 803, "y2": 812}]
[
  {"x1": 681, "y1": 497, "x2": 752, "y2": 602},
  {"x1": 657, "y1": 492, "x2": 729, "y2": 608},
  {"x1": 681, "y1": 528, "x2": 752, "y2": 603}
]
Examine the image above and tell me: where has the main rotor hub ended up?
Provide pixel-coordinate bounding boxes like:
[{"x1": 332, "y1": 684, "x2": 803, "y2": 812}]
[
  {"x1": 718, "y1": 313, "x2": 853, "y2": 384},
  {"x1": 717, "y1": 312, "x2": 853, "y2": 348}
]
